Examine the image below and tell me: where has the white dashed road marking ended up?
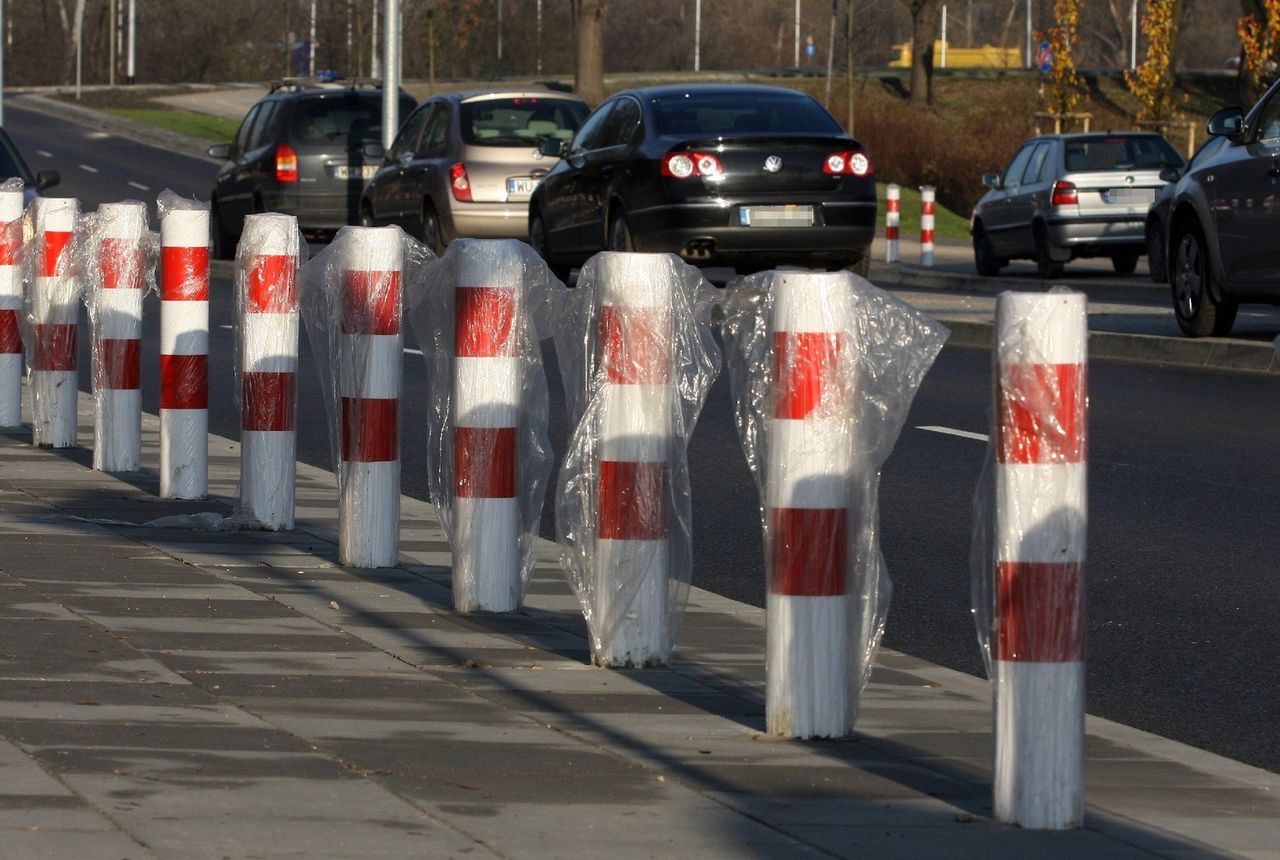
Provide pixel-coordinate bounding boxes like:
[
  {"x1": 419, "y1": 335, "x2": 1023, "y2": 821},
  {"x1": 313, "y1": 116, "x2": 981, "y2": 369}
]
[
  {"x1": 36, "y1": 150, "x2": 53, "y2": 158},
  {"x1": 78, "y1": 164, "x2": 99, "y2": 174},
  {"x1": 918, "y1": 425, "x2": 989, "y2": 443},
  {"x1": 127, "y1": 181, "x2": 150, "y2": 192}
]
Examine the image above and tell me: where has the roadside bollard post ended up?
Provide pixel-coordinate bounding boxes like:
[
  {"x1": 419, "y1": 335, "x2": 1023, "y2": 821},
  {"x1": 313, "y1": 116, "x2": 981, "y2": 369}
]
[
  {"x1": 0, "y1": 181, "x2": 23, "y2": 428},
  {"x1": 885, "y1": 183, "x2": 900, "y2": 263},
  {"x1": 920, "y1": 185, "x2": 936, "y2": 267},
  {"x1": 976, "y1": 289, "x2": 1087, "y2": 829},
  {"x1": 158, "y1": 192, "x2": 210, "y2": 499},
  {"x1": 88, "y1": 201, "x2": 148, "y2": 472},
  {"x1": 28, "y1": 197, "x2": 81, "y2": 448},
  {"x1": 238, "y1": 213, "x2": 302, "y2": 530}
]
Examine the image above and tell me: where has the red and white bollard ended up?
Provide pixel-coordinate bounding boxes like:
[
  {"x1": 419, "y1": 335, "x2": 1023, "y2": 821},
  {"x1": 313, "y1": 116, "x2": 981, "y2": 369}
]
[
  {"x1": 338, "y1": 227, "x2": 402, "y2": 567},
  {"x1": 765, "y1": 272, "x2": 856, "y2": 739},
  {"x1": 90, "y1": 202, "x2": 147, "y2": 472},
  {"x1": 159, "y1": 200, "x2": 210, "y2": 499},
  {"x1": 238, "y1": 213, "x2": 301, "y2": 530},
  {"x1": 884, "y1": 184, "x2": 900, "y2": 264},
  {"x1": 29, "y1": 198, "x2": 80, "y2": 448},
  {"x1": 991, "y1": 290, "x2": 1087, "y2": 829},
  {"x1": 0, "y1": 183, "x2": 23, "y2": 429},
  {"x1": 452, "y1": 243, "x2": 523, "y2": 611},
  {"x1": 920, "y1": 185, "x2": 936, "y2": 267}
]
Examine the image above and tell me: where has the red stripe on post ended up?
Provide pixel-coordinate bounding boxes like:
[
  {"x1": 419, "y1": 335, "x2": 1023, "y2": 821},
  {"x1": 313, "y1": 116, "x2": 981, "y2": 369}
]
[
  {"x1": 885, "y1": 225, "x2": 899, "y2": 240},
  {"x1": 598, "y1": 459, "x2": 668, "y2": 540},
  {"x1": 921, "y1": 229, "x2": 936, "y2": 242},
  {"x1": 161, "y1": 246, "x2": 210, "y2": 300},
  {"x1": 455, "y1": 286, "x2": 518, "y2": 358},
  {"x1": 773, "y1": 331, "x2": 842, "y2": 420},
  {"x1": 886, "y1": 199, "x2": 900, "y2": 213},
  {"x1": 769, "y1": 506, "x2": 847, "y2": 596},
  {"x1": 342, "y1": 270, "x2": 401, "y2": 335},
  {"x1": 0, "y1": 220, "x2": 21, "y2": 265},
  {"x1": 160, "y1": 353, "x2": 208, "y2": 409},
  {"x1": 0, "y1": 310, "x2": 21, "y2": 354},
  {"x1": 98, "y1": 339, "x2": 140, "y2": 389},
  {"x1": 600, "y1": 305, "x2": 672, "y2": 385},
  {"x1": 922, "y1": 201, "x2": 936, "y2": 215},
  {"x1": 102, "y1": 239, "x2": 143, "y2": 291},
  {"x1": 996, "y1": 561, "x2": 1084, "y2": 662},
  {"x1": 42, "y1": 231, "x2": 73, "y2": 278},
  {"x1": 247, "y1": 255, "x2": 298, "y2": 313},
  {"x1": 454, "y1": 425, "x2": 517, "y2": 498},
  {"x1": 242, "y1": 371, "x2": 296, "y2": 431},
  {"x1": 998, "y1": 363, "x2": 1086, "y2": 465},
  {"x1": 341, "y1": 396, "x2": 398, "y2": 462},
  {"x1": 32, "y1": 324, "x2": 77, "y2": 371}
]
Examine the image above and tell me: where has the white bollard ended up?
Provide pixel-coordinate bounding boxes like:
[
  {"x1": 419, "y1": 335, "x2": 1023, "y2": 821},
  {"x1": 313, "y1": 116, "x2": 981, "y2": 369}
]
[
  {"x1": 0, "y1": 183, "x2": 23, "y2": 428},
  {"x1": 920, "y1": 185, "x2": 936, "y2": 267},
  {"x1": 90, "y1": 202, "x2": 147, "y2": 472},
  {"x1": 452, "y1": 243, "x2": 524, "y2": 611},
  {"x1": 991, "y1": 290, "x2": 1087, "y2": 830},
  {"x1": 885, "y1": 183, "x2": 900, "y2": 264},
  {"x1": 765, "y1": 272, "x2": 856, "y2": 739},
  {"x1": 159, "y1": 202, "x2": 210, "y2": 499},
  {"x1": 338, "y1": 227, "x2": 402, "y2": 567},
  {"x1": 238, "y1": 214, "x2": 301, "y2": 530},
  {"x1": 592, "y1": 252, "x2": 674, "y2": 667},
  {"x1": 29, "y1": 198, "x2": 80, "y2": 448}
]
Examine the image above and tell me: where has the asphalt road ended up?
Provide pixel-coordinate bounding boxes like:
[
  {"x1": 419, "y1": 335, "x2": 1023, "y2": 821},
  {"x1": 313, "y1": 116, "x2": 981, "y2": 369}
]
[{"x1": 9, "y1": 103, "x2": 1280, "y2": 773}]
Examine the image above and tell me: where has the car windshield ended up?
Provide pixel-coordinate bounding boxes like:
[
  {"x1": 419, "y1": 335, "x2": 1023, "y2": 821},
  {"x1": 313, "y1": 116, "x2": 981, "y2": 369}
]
[
  {"x1": 1063, "y1": 135, "x2": 1183, "y2": 172},
  {"x1": 291, "y1": 95, "x2": 406, "y2": 145},
  {"x1": 650, "y1": 92, "x2": 842, "y2": 136},
  {"x1": 460, "y1": 97, "x2": 588, "y2": 147}
]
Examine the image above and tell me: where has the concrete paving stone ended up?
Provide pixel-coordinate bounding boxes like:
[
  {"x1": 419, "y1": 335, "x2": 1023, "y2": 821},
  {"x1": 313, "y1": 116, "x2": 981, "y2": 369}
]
[
  {"x1": 170, "y1": 670, "x2": 496, "y2": 708},
  {"x1": 1087, "y1": 784, "x2": 1280, "y2": 818},
  {"x1": 0, "y1": 702, "x2": 266, "y2": 728},
  {"x1": 106, "y1": 631, "x2": 372, "y2": 653},
  {"x1": 63, "y1": 597, "x2": 304, "y2": 620},
  {"x1": 158, "y1": 650, "x2": 412, "y2": 675},
  {"x1": 0, "y1": 678, "x2": 214, "y2": 708},
  {"x1": 26, "y1": 583, "x2": 266, "y2": 601},
  {"x1": 0, "y1": 618, "x2": 160, "y2": 680},
  {"x1": 0, "y1": 739, "x2": 75, "y2": 796},
  {"x1": 82, "y1": 615, "x2": 350, "y2": 637},
  {"x1": 30, "y1": 747, "x2": 367, "y2": 783},
  {"x1": 1097, "y1": 817, "x2": 1280, "y2": 859},
  {"x1": 2, "y1": 718, "x2": 317, "y2": 754},
  {"x1": 708, "y1": 793, "x2": 987, "y2": 827},
  {"x1": 1084, "y1": 757, "x2": 1261, "y2": 789},
  {"x1": 258, "y1": 712, "x2": 537, "y2": 741},
  {"x1": 0, "y1": 823, "x2": 160, "y2": 860}
]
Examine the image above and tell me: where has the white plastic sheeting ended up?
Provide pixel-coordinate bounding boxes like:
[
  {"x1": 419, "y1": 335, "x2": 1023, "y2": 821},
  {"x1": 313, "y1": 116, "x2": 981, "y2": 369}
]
[
  {"x1": 25, "y1": 197, "x2": 81, "y2": 448},
  {"x1": 407, "y1": 238, "x2": 557, "y2": 612},
  {"x1": 972, "y1": 288, "x2": 1087, "y2": 830},
  {"x1": 555, "y1": 252, "x2": 720, "y2": 667},
  {"x1": 723, "y1": 270, "x2": 946, "y2": 738},
  {"x1": 0, "y1": 179, "x2": 24, "y2": 428}
]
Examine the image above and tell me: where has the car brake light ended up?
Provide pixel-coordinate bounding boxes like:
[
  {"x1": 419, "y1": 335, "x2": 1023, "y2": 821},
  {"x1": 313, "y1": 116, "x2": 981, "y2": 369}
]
[
  {"x1": 450, "y1": 162, "x2": 472, "y2": 202},
  {"x1": 1051, "y1": 180, "x2": 1079, "y2": 206},
  {"x1": 661, "y1": 151, "x2": 723, "y2": 179},
  {"x1": 275, "y1": 144, "x2": 298, "y2": 183},
  {"x1": 823, "y1": 150, "x2": 873, "y2": 177}
]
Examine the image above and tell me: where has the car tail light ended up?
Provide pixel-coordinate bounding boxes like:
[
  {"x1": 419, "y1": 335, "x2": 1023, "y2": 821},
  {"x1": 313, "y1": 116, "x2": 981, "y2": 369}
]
[
  {"x1": 450, "y1": 162, "x2": 472, "y2": 202},
  {"x1": 661, "y1": 151, "x2": 723, "y2": 179},
  {"x1": 1051, "y1": 180, "x2": 1079, "y2": 206},
  {"x1": 823, "y1": 150, "x2": 873, "y2": 177},
  {"x1": 274, "y1": 144, "x2": 298, "y2": 183}
]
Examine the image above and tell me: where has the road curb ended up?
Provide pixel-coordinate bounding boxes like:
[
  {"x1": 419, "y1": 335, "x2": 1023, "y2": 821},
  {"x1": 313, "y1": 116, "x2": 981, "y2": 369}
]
[{"x1": 13, "y1": 93, "x2": 219, "y2": 165}]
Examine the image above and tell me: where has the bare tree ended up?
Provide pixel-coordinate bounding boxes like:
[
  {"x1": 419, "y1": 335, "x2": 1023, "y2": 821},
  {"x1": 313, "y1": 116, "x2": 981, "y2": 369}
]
[
  {"x1": 573, "y1": 0, "x2": 607, "y2": 105},
  {"x1": 901, "y1": 0, "x2": 944, "y2": 104}
]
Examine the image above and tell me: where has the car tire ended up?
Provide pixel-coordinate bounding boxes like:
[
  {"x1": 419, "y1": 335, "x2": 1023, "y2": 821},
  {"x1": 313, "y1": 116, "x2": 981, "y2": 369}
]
[
  {"x1": 607, "y1": 212, "x2": 634, "y2": 252},
  {"x1": 530, "y1": 209, "x2": 570, "y2": 283},
  {"x1": 420, "y1": 201, "x2": 444, "y2": 256},
  {"x1": 1034, "y1": 225, "x2": 1063, "y2": 279},
  {"x1": 1112, "y1": 251, "x2": 1140, "y2": 275},
  {"x1": 973, "y1": 227, "x2": 1003, "y2": 277},
  {"x1": 211, "y1": 200, "x2": 236, "y2": 261},
  {"x1": 1171, "y1": 222, "x2": 1238, "y2": 338},
  {"x1": 1145, "y1": 221, "x2": 1167, "y2": 283}
]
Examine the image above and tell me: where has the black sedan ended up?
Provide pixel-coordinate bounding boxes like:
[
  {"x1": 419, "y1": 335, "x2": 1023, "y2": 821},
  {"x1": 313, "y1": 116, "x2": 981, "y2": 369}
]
[{"x1": 527, "y1": 84, "x2": 877, "y2": 278}]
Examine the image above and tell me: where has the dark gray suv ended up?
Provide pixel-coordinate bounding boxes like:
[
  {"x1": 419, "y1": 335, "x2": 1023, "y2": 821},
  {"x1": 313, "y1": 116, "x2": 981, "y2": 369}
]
[{"x1": 208, "y1": 78, "x2": 416, "y2": 257}]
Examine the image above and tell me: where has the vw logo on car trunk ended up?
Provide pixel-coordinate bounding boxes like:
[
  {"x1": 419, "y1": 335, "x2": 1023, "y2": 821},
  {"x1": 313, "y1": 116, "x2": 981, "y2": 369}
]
[{"x1": 763, "y1": 156, "x2": 783, "y2": 173}]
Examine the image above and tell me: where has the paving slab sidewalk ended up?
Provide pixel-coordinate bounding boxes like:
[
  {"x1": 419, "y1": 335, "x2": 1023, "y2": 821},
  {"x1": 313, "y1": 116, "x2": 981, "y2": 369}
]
[{"x1": 1, "y1": 392, "x2": 1277, "y2": 859}]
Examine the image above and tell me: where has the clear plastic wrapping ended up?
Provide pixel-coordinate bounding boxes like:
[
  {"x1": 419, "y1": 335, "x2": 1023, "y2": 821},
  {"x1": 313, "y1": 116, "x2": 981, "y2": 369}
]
[
  {"x1": 722, "y1": 270, "x2": 947, "y2": 737},
  {"x1": 235, "y1": 213, "x2": 308, "y2": 530},
  {"x1": 406, "y1": 238, "x2": 558, "y2": 612},
  {"x1": 23, "y1": 196, "x2": 82, "y2": 448},
  {"x1": 300, "y1": 224, "x2": 433, "y2": 567},
  {"x1": 553, "y1": 252, "x2": 721, "y2": 667},
  {"x1": 0, "y1": 178, "x2": 25, "y2": 429}
]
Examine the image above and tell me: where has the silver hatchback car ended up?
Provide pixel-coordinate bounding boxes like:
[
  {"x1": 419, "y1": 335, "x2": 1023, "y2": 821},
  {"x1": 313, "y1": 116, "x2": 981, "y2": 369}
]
[{"x1": 971, "y1": 132, "x2": 1184, "y2": 278}]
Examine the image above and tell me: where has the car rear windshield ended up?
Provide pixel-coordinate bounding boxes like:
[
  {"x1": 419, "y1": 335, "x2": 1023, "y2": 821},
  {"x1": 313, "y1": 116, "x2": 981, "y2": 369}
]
[
  {"x1": 650, "y1": 92, "x2": 843, "y2": 137},
  {"x1": 1063, "y1": 135, "x2": 1183, "y2": 172},
  {"x1": 290, "y1": 95, "x2": 412, "y2": 145},
  {"x1": 460, "y1": 97, "x2": 588, "y2": 147}
]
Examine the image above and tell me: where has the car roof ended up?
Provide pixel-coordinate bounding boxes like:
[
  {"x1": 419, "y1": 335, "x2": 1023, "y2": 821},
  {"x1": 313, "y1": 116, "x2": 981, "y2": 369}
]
[
  {"x1": 1025, "y1": 131, "x2": 1170, "y2": 143},
  {"x1": 433, "y1": 88, "x2": 586, "y2": 104},
  {"x1": 611, "y1": 82, "x2": 820, "y2": 101}
]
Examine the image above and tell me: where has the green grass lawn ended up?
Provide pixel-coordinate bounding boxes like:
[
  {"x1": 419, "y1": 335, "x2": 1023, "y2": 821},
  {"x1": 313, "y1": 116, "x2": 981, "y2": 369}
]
[
  {"x1": 104, "y1": 108, "x2": 239, "y2": 145},
  {"x1": 874, "y1": 182, "x2": 970, "y2": 242}
]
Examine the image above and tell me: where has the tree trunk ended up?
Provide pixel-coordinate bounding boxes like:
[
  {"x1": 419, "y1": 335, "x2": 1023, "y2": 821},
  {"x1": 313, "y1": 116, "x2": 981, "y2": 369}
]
[
  {"x1": 906, "y1": 0, "x2": 944, "y2": 105},
  {"x1": 575, "y1": 0, "x2": 606, "y2": 106}
]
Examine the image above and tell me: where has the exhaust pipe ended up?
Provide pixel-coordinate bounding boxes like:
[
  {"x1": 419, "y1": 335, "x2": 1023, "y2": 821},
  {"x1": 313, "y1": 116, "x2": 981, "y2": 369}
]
[{"x1": 681, "y1": 238, "x2": 716, "y2": 260}]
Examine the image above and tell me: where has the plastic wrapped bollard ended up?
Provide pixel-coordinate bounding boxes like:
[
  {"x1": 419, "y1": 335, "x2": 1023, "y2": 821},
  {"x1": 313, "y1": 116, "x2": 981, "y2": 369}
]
[
  {"x1": 972, "y1": 289, "x2": 1087, "y2": 830},
  {"x1": 83, "y1": 201, "x2": 152, "y2": 472},
  {"x1": 555, "y1": 252, "x2": 720, "y2": 667},
  {"x1": 301, "y1": 225, "x2": 430, "y2": 567},
  {"x1": 158, "y1": 190, "x2": 210, "y2": 499},
  {"x1": 0, "y1": 179, "x2": 23, "y2": 428},
  {"x1": 237, "y1": 213, "x2": 305, "y2": 530},
  {"x1": 723, "y1": 270, "x2": 947, "y2": 738},
  {"x1": 26, "y1": 197, "x2": 82, "y2": 448},
  {"x1": 407, "y1": 238, "x2": 557, "y2": 612}
]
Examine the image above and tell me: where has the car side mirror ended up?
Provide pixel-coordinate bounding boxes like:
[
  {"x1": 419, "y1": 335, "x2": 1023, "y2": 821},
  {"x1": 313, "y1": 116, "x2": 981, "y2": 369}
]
[
  {"x1": 538, "y1": 138, "x2": 566, "y2": 159},
  {"x1": 363, "y1": 142, "x2": 386, "y2": 160},
  {"x1": 35, "y1": 170, "x2": 60, "y2": 192},
  {"x1": 981, "y1": 172, "x2": 1001, "y2": 189},
  {"x1": 1159, "y1": 166, "x2": 1182, "y2": 183},
  {"x1": 1207, "y1": 106, "x2": 1244, "y2": 140},
  {"x1": 207, "y1": 143, "x2": 231, "y2": 160}
]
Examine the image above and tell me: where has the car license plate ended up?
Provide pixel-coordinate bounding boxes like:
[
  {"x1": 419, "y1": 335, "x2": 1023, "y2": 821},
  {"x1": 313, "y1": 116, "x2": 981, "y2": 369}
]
[
  {"x1": 739, "y1": 205, "x2": 814, "y2": 227},
  {"x1": 331, "y1": 164, "x2": 377, "y2": 180},
  {"x1": 1104, "y1": 188, "x2": 1154, "y2": 205},
  {"x1": 507, "y1": 177, "x2": 539, "y2": 196}
]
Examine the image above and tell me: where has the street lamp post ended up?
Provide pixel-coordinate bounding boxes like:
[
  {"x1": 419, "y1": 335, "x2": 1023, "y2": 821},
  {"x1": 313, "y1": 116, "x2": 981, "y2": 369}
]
[
  {"x1": 382, "y1": 0, "x2": 399, "y2": 150},
  {"x1": 127, "y1": 0, "x2": 136, "y2": 84},
  {"x1": 309, "y1": 0, "x2": 317, "y2": 77},
  {"x1": 1130, "y1": 0, "x2": 1138, "y2": 71},
  {"x1": 794, "y1": 0, "x2": 801, "y2": 67},
  {"x1": 694, "y1": 0, "x2": 701, "y2": 72}
]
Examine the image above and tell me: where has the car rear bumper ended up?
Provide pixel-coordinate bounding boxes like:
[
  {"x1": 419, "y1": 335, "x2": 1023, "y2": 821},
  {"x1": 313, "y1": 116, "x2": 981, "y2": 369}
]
[
  {"x1": 447, "y1": 201, "x2": 532, "y2": 241},
  {"x1": 1047, "y1": 214, "x2": 1147, "y2": 253},
  {"x1": 263, "y1": 188, "x2": 361, "y2": 232}
]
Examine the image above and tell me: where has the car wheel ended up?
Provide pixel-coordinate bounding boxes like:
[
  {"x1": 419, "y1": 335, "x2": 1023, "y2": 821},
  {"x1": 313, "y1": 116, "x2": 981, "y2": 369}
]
[
  {"x1": 1111, "y1": 251, "x2": 1140, "y2": 275},
  {"x1": 211, "y1": 199, "x2": 236, "y2": 261},
  {"x1": 1145, "y1": 221, "x2": 1167, "y2": 283},
  {"x1": 530, "y1": 209, "x2": 570, "y2": 283},
  {"x1": 420, "y1": 201, "x2": 444, "y2": 256},
  {"x1": 1171, "y1": 222, "x2": 1238, "y2": 338},
  {"x1": 1034, "y1": 225, "x2": 1063, "y2": 279},
  {"x1": 607, "y1": 212, "x2": 634, "y2": 252},
  {"x1": 973, "y1": 227, "x2": 1003, "y2": 277}
]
